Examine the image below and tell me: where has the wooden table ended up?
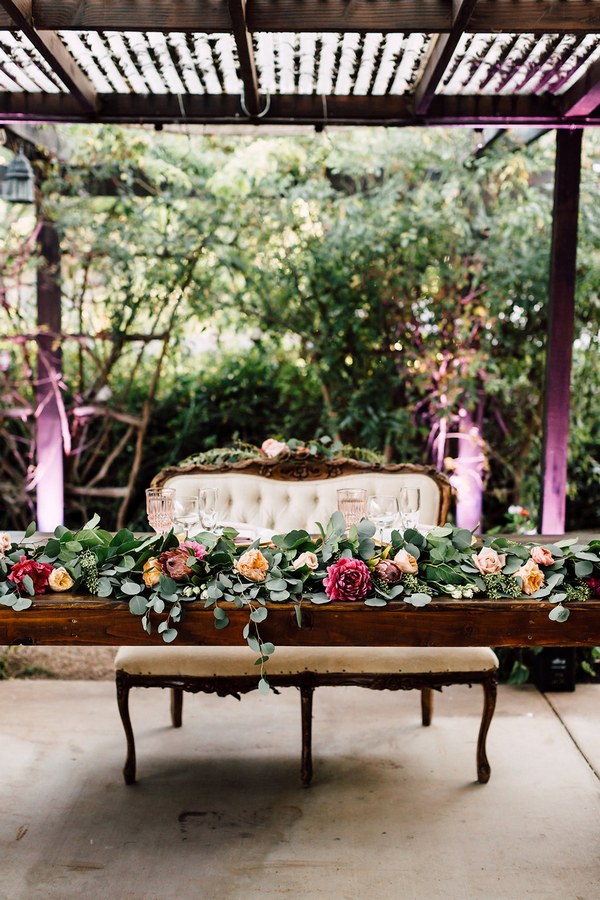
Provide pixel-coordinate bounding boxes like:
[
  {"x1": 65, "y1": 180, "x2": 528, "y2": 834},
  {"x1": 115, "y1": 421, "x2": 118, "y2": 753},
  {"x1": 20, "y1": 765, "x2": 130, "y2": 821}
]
[{"x1": 2, "y1": 595, "x2": 600, "y2": 647}]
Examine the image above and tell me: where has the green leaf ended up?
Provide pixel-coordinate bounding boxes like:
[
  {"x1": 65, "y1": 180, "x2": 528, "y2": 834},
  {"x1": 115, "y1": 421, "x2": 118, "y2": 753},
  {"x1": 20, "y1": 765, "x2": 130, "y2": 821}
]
[
  {"x1": 364, "y1": 597, "x2": 388, "y2": 607},
  {"x1": 269, "y1": 590, "x2": 290, "y2": 602},
  {"x1": 0, "y1": 593, "x2": 17, "y2": 607},
  {"x1": 310, "y1": 593, "x2": 331, "y2": 605},
  {"x1": 22, "y1": 574, "x2": 35, "y2": 596},
  {"x1": 44, "y1": 539, "x2": 61, "y2": 558},
  {"x1": 12, "y1": 596, "x2": 33, "y2": 611},
  {"x1": 574, "y1": 560, "x2": 593, "y2": 578},
  {"x1": 250, "y1": 606, "x2": 268, "y2": 623},
  {"x1": 96, "y1": 577, "x2": 113, "y2": 597},
  {"x1": 129, "y1": 595, "x2": 147, "y2": 615},
  {"x1": 213, "y1": 606, "x2": 227, "y2": 620},
  {"x1": 549, "y1": 604, "x2": 570, "y2": 623},
  {"x1": 258, "y1": 677, "x2": 270, "y2": 695},
  {"x1": 162, "y1": 628, "x2": 178, "y2": 643},
  {"x1": 452, "y1": 529, "x2": 473, "y2": 550},
  {"x1": 214, "y1": 615, "x2": 230, "y2": 629},
  {"x1": 262, "y1": 642, "x2": 275, "y2": 655},
  {"x1": 159, "y1": 574, "x2": 178, "y2": 594},
  {"x1": 294, "y1": 604, "x2": 302, "y2": 626},
  {"x1": 82, "y1": 513, "x2": 101, "y2": 531},
  {"x1": 405, "y1": 592, "x2": 432, "y2": 607},
  {"x1": 266, "y1": 578, "x2": 287, "y2": 592},
  {"x1": 24, "y1": 521, "x2": 36, "y2": 539},
  {"x1": 64, "y1": 541, "x2": 82, "y2": 553},
  {"x1": 121, "y1": 581, "x2": 142, "y2": 596}
]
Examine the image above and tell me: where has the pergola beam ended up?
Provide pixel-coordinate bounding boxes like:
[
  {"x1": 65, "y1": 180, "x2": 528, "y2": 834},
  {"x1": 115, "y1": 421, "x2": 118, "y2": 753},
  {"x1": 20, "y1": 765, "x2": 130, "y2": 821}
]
[
  {"x1": 562, "y1": 59, "x2": 600, "y2": 117},
  {"x1": 0, "y1": 91, "x2": 585, "y2": 126},
  {"x1": 0, "y1": 0, "x2": 97, "y2": 113},
  {"x1": 414, "y1": 0, "x2": 479, "y2": 116},
  {"x1": 227, "y1": 0, "x2": 261, "y2": 117},
  {"x1": 1, "y1": 1, "x2": 600, "y2": 34}
]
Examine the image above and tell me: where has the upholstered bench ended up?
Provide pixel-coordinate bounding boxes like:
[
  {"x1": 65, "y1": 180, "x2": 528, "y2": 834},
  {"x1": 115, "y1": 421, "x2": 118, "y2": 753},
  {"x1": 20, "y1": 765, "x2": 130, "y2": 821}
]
[
  {"x1": 115, "y1": 644, "x2": 498, "y2": 786},
  {"x1": 115, "y1": 457, "x2": 498, "y2": 786}
]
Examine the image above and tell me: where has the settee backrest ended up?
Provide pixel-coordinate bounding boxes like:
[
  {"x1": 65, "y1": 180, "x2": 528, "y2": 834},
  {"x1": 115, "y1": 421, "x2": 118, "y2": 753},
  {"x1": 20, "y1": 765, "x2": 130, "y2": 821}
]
[{"x1": 152, "y1": 458, "x2": 453, "y2": 533}]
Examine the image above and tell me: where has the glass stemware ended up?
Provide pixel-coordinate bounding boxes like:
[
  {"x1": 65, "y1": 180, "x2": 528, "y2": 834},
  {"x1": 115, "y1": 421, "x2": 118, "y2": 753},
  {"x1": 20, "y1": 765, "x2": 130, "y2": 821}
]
[
  {"x1": 174, "y1": 496, "x2": 199, "y2": 537},
  {"x1": 337, "y1": 488, "x2": 367, "y2": 530},
  {"x1": 199, "y1": 487, "x2": 219, "y2": 532},
  {"x1": 400, "y1": 487, "x2": 421, "y2": 531},
  {"x1": 366, "y1": 495, "x2": 399, "y2": 544},
  {"x1": 145, "y1": 487, "x2": 175, "y2": 536}
]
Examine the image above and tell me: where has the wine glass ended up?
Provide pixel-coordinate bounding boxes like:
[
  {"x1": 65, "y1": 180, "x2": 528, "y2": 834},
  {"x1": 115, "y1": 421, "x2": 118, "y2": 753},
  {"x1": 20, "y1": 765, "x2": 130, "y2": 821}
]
[
  {"x1": 174, "y1": 496, "x2": 199, "y2": 537},
  {"x1": 145, "y1": 488, "x2": 175, "y2": 536},
  {"x1": 400, "y1": 487, "x2": 421, "y2": 531},
  {"x1": 366, "y1": 495, "x2": 399, "y2": 544},
  {"x1": 337, "y1": 489, "x2": 367, "y2": 530},
  {"x1": 199, "y1": 487, "x2": 219, "y2": 532}
]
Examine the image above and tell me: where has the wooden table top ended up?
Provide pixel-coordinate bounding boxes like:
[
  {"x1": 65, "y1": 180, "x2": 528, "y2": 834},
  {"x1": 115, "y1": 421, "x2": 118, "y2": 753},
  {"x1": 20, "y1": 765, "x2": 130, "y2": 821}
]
[{"x1": 1, "y1": 595, "x2": 599, "y2": 648}]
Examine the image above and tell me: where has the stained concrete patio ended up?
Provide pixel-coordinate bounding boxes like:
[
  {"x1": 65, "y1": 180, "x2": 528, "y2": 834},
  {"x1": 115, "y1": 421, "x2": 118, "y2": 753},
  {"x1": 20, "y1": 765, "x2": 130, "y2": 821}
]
[{"x1": 0, "y1": 677, "x2": 598, "y2": 900}]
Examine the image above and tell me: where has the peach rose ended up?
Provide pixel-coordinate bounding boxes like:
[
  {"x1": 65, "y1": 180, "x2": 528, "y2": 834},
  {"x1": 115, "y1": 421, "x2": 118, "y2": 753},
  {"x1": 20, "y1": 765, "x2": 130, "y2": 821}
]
[
  {"x1": 235, "y1": 548, "x2": 269, "y2": 582},
  {"x1": 530, "y1": 546, "x2": 554, "y2": 567},
  {"x1": 472, "y1": 547, "x2": 506, "y2": 575},
  {"x1": 0, "y1": 533, "x2": 11, "y2": 557},
  {"x1": 261, "y1": 438, "x2": 289, "y2": 458},
  {"x1": 515, "y1": 558, "x2": 545, "y2": 595},
  {"x1": 393, "y1": 548, "x2": 418, "y2": 574},
  {"x1": 48, "y1": 566, "x2": 74, "y2": 592},
  {"x1": 143, "y1": 557, "x2": 162, "y2": 588},
  {"x1": 292, "y1": 551, "x2": 319, "y2": 571}
]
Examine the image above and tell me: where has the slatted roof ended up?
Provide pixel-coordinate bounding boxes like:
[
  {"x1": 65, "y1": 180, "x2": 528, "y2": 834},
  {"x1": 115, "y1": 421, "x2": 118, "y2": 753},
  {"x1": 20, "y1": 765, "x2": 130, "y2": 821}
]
[{"x1": 0, "y1": 1, "x2": 599, "y2": 127}]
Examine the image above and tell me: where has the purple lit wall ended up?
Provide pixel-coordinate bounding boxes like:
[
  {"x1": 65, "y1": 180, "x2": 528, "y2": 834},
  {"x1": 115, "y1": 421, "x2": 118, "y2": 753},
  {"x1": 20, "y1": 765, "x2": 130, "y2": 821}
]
[
  {"x1": 36, "y1": 221, "x2": 64, "y2": 530},
  {"x1": 450, "y1": 411, "x2": 484, "y2": 533}
]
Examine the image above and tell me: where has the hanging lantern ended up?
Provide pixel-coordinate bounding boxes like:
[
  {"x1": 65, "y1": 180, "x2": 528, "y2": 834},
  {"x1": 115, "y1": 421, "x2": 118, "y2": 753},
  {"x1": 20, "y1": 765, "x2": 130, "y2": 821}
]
[{"x1": 1, "y1": 149, "x2": 35, "y2": 203}]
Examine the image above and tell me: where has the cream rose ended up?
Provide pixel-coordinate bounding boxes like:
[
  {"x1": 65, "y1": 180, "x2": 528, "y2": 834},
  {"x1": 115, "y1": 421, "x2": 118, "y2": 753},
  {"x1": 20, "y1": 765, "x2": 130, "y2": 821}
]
[
  {"x1": 393, "y1": 548, "x2": 418, "y2": 574},
  {"x1": 0, "y1": 533, "x2": 11, "y2": 557},
  {"x1": 235, "y1": 548, "x2": 269, "y2": 582},
  {"x1": 48, "y1": 566, "x2": 75, "y2": 592},
  {"x1": 261, "y1": 438, "x2": 289, "y2": 458},
  {"x1": 472, "y1": 547, "x2": 506, "y2": 575},
  {"x1": 292, "y1": 551, "x2": 319, "y2": 571},
  {"x1": 515, "y1": 558, "x2": 545, "y2": 595},
  {"x1": 143, "y1": 557, "x2": 162, "y2": 588},
  {"x1": 530, "y1": 546, "x2": 554, "y2": 567}
]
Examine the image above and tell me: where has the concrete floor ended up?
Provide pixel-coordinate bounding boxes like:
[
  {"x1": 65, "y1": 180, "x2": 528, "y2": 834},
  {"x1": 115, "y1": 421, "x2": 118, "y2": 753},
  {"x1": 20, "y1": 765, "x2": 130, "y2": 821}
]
[{"x1": 0, "y1": 680, "x2": 598, "y2": 900}]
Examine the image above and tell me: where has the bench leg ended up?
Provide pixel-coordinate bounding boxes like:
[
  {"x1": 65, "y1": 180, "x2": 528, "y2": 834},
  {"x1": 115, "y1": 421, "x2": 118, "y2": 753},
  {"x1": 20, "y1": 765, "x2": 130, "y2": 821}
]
[
  {"x1": 300, "y1": 683, "x2": 314, "y2": 788},
  {"x1": 116, "y1": 671, "x2": 136, "y2": 785},
  {"x1": 476, "y1": 675, "x2": 497, "y2": 784},
  {"x1": 421, "y1": 687, "x2": 433, "y2": 726},
  {"x1": 171, "y1": 688, "x2": 183, "y2": 727}
]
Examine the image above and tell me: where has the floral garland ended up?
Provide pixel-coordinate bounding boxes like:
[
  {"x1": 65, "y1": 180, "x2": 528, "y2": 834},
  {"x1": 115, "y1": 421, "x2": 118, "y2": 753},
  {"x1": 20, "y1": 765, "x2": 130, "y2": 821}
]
[
  {"x1": 179, "y1": 435, "x2": 384, "y2": 467},
  {"x1": 1, "y1": 515, "x2": 599, "y2": 693}
]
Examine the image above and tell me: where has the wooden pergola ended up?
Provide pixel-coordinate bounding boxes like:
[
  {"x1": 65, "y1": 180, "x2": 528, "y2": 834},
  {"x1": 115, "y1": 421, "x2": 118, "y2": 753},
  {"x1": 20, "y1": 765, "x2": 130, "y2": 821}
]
[{"x1": 1, "y1": 0, "x2": 599, "y2": 532}]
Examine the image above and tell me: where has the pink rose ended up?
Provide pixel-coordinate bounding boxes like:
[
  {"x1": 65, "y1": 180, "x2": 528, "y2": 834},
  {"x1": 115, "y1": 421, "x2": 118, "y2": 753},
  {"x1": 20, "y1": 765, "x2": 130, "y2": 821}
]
[
  {"x1": 393, "y1": 548, "x2": 419, "y2": 574},
  {"x1": 472, "y1": 547, "x2": 506, "y2": 575},
  {"x1": 374, "y1": 560, "x2": 403, "y2": 585},
  {"x1": 515, "y1": 558, "x2": 545, "y2": 595},
  {"x1": 323, "y1": 557, "x2": 372, "y2": 601},
  {"x1": 261, "y1": 438, "x2": 289, "y2": 459},
  {"x1": 8, "y1": 556, "x2": 54, "y2": 594},
  {"x1": 530, "y1": 546, "x2": 554, "y2": 567},
  {"x1": 181, "y1": 540, "x2": 207, "y2": 561}
]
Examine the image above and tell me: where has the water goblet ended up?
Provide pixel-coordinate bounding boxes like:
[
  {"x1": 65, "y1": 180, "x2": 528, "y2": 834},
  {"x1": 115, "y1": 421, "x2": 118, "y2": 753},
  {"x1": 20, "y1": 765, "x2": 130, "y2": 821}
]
[
  {"x1": 337, "y1": 489, "x2": 367, "y2": 530},
  {"x1": 366, "y1": 495, "x2": 399, "y2": 544},
  {"x1": 145, "y1": 488, "x2": 175, "y2": 536},
  {"x1": 400, "y1": 487, "x2": 421, "y2": 531},
  {"x1": 174, "y1": 496, "x2": 199, "y2": 537},
  {"x1": 199, "y1": 487, "x2": 219, "y2": 532}
]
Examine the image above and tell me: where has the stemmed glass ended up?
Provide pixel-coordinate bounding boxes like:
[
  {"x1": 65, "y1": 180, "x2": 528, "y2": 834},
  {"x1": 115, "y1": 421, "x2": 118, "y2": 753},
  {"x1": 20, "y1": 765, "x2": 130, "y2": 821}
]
[
  {"x1": 366, "y1": 495, "x2": 399, "y2": 544},
  {"x1": 145, "y1": 488, "x2": 175, "y2": 536},
  {"x1": 174, "y1": 496, "x2": 199, "y2": 537},
  {"x1": 337, "y1": 489, "x2": 367, "y2": 530},
  {"x1": 199, "y1": 488, "x2": 219, "y2": 532},
  {"x1": 400, "y1": 487, "x2": 421, "y2": 531}
]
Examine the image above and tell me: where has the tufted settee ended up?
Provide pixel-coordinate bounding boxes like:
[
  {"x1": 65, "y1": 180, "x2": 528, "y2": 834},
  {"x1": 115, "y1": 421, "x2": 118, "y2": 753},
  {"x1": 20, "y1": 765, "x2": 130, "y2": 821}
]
[{"x1": 115, "y1": 457, "x2": 497, "y2": 787}]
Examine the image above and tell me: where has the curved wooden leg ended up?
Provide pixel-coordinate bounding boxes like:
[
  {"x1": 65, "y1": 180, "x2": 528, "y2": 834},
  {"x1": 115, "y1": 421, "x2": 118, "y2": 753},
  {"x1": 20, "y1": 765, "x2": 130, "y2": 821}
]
[
  {"x1": 300, "y1": 683, "x2": 314, "y2": 788},
  {"x1": 171, "y1": 687, "x2": 183, "y2": 728},
  {"x1": 421, "y1": 687, "x2": 433, "y2": 726},
  {"x1": 476, "y1": 675, "x2": 497, "y2": 784},
  {"x1": 116, "y1": 671, "x2": 136, "y2": 785}
]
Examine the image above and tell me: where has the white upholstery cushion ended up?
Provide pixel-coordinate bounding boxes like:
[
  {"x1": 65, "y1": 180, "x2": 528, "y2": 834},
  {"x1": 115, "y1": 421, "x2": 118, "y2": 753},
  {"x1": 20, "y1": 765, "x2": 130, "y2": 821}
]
[
  {"x1": 163, "y1": 471, "x2": 441, "y2": 533},
  {"x1": 115, "y1": 645, "x2": 498, "y2": 678}
]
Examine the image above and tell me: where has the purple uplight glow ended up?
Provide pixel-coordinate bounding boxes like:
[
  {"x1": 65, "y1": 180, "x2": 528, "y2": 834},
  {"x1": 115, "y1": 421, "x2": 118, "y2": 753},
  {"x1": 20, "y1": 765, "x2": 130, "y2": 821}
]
[
  {"x1": 35, "y1": 405, "x2": 64, "y2": 530},
  {"x1": 450, "y1": 412, "x2": 484, "y2": 534}
]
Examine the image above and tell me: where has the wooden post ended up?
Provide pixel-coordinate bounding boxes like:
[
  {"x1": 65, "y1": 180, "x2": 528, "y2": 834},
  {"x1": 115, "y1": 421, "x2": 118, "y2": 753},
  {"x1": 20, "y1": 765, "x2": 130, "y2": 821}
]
[
  {"x1": 36, "y1": 219, "x2": 64, "y2": 529},
  {"x1": 540, "y1": 129, "x2": 583, "y2": 534}
]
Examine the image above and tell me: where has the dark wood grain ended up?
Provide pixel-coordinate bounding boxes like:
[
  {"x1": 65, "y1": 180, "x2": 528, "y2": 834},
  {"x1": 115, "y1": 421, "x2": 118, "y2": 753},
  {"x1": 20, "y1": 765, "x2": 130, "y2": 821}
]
[{"x1": 2, "y1": 597, "x2": 600, "y2": 648}]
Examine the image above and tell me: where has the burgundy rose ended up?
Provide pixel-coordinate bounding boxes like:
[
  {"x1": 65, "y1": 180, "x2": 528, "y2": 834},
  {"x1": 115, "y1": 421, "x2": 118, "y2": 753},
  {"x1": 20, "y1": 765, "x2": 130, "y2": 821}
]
[
  {"x1": 159, "y1": 547, "x2": 193, "y2": 580},
  {"x1": 584, "y1": 576, "x2": 600, "y2": 598},
  {"x1": 373, "y1": 559, "x2": 403, "y2": 586},
  {"x1": 323, "y1": 557, "x2": 372, "y2": 601},
  {"x1": 8, "y1": 556, "x2": 54, "y2": 594}
]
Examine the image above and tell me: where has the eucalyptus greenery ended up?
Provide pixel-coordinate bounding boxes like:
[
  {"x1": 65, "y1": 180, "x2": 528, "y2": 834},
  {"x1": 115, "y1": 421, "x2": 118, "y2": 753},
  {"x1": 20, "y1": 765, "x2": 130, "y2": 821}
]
[{"x1": 1, "y1": 514, "x2": 598, "y2": 692}]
